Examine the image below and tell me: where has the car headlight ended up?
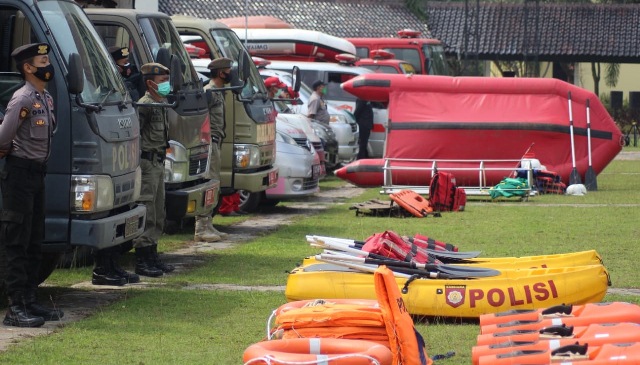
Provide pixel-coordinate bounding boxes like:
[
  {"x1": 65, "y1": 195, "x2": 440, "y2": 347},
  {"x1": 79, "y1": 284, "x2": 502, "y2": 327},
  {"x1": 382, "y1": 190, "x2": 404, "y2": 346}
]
[
  {"x1": 71, "y1": 175, "x2": 114, "y2": 213},
  {"x1": 329, "y1": 114, "x2": 348, "y2": 124},
  {"x1": 276, "y1": 131, "x2": 298, "y2": 146},
  {"x1": 165, "y1": 141, "x2": 189, "y2": 183},
  {"x1": 234, "y1": 144, "x2": 262, "y2": 168}
]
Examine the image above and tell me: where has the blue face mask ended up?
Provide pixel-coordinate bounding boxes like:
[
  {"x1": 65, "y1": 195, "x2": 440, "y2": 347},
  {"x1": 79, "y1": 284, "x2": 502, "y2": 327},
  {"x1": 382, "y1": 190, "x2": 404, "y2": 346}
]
[{"x1": 157, "y1": 81, "x2": 171, "y2": 97}]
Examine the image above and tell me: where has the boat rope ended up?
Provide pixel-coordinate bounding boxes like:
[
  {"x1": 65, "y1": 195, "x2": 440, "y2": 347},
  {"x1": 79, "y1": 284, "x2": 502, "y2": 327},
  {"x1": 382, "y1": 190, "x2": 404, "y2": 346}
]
[{"x1": 243, "y1": 354, "x2": 383, "y2": 365}]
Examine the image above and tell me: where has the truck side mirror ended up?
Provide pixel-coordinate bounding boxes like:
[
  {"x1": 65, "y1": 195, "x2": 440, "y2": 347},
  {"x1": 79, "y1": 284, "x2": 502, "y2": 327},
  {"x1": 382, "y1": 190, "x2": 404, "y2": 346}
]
[
  {"x1": 291, "y1": 66, "x2": 301, "y2": 92},
  {"x1": 68, "y1": 53, "x2": 84, "y2": 94},
  {"x1": 170, "y1": 56, "x2": 183, "y2": 92},
  {"x1": 239, "y1": 52, "x2": 250, "y2": 83}
]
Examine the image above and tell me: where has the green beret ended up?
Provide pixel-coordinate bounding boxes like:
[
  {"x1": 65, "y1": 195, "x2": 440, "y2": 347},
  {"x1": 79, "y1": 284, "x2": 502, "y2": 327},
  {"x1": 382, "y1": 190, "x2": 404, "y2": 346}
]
[
  {"x1": 141, "y1": 62, "x2": 170, "y2": 76},
  {"x1": 11, "y1": 43, "x2": 50, "y2": 63},
  {"x1": 207, "y1": 57, "x2": 232, "y2": 70},
  {"x1": 108, "y1": 46, "x2": 130, "y2": 61}
]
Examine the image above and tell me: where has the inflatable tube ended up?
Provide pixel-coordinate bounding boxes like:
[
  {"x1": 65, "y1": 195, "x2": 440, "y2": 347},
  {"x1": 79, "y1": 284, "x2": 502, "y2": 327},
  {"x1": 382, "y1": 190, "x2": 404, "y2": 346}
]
[{"x1": 243, "y1": 338, "x2": 393, "y2": 365}]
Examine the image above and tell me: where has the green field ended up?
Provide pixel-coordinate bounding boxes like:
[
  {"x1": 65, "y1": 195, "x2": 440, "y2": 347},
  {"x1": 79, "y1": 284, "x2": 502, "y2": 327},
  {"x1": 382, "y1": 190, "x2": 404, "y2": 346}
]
[{"x1": 1, "y1": 155, "x2": 639, "y2": 365}]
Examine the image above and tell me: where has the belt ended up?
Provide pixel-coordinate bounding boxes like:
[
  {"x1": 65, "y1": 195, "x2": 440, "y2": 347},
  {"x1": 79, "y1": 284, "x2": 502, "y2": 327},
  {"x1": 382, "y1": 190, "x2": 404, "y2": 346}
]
[
  {"x1": 6, "y1": 155, "x2": 47, "y2": 173},
  {"x1": 140, "y1": 151, "x2": 166, "y2": 163}
]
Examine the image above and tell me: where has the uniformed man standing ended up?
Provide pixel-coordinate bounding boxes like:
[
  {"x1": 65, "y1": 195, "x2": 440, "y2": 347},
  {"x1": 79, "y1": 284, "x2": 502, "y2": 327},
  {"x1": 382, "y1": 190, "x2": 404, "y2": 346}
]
[
  {"x1": 133, "y1": 63, "x2": 174, "y2": 277},
  {"x1": 0, "y1": 43, "x2": 64, "y2": 327},
  {"x1": 108, "y1": 46, "x2": 141, "y2": 101},
  {"x1": 194, "y1": 57, "x2": 233, "y2": 242},
  {"x1": 308, "y1": 80, "x2": 330, "y2": 124}
]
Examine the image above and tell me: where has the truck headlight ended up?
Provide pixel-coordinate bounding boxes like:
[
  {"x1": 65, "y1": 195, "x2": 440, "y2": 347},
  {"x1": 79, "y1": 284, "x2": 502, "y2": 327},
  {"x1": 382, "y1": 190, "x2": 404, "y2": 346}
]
[
  {"x1": 133, "y1": 166, "x2": 141, "y2": 202},
  {"x1": 71, "y1": 175, "x2": 114, "y2": 213},
  {"x1": 165, "y1": 141, "x2": 189, "y2": 183},
  {"x1": 234, "y1": 144, "x2": 261, "y2": 168}
]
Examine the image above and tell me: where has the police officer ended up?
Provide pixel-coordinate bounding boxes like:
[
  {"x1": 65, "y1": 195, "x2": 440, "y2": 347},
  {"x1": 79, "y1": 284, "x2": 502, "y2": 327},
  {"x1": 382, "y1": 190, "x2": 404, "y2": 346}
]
[
  {"x1": 193, "y1": 57, "x2": 233, "y2": 242},
  {"x1": 0, "y1": 43, "x2": 64, "y2": 327},
  {"x1": 133, "y1": 63, "x2": 174, "y2": 277},
  {"x1": 308, "y1": 80, "x2": 330, "y2": 124},
  {"x1": 109, "y1": 46, "x2": 141, "y2": 101}
]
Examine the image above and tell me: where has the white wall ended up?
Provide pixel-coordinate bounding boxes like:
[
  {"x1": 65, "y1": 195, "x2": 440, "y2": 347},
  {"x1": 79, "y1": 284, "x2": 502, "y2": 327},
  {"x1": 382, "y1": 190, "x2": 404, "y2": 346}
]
[{"x1": 134, "y1": 0, "x2": 158, "y2": 12}]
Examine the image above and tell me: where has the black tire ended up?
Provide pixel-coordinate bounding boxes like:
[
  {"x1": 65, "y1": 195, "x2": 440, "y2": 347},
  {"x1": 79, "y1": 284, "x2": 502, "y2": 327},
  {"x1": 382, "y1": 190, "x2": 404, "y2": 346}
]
[
  {"x1": 238, "y1": 190, "x2": 262, "y2": 213},
  {"x1": 57, "y1": 246, "x2": 94, "y2": 269},
  {"x1": 260, "y1": 198, "x2": 280, "y2": 207},
  {"x1": 37, "y1": 252, "x2": 63, "y2": 285}
]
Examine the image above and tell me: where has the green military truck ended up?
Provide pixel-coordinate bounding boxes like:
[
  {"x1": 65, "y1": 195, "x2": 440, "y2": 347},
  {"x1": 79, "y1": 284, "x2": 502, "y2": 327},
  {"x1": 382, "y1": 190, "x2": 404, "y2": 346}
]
[
  {"x1": 0, "y1": 0, "x2": 147, "y2": 288},
  {"x1": 172, "y1": 15, "x2": 279, "y2": 206},
  {"x1": 84, "y1": 8, "x2": 220, "y2": 223}
]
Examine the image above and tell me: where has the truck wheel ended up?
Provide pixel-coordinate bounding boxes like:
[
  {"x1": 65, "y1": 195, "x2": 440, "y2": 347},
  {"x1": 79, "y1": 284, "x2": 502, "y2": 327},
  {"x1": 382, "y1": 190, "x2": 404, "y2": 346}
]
[
  {"x1": 238, "y1": 190, "x2": 262, "y2": 213},
  {"x1": 37, "y1": 253, "x2": 63, "y2": 285}
]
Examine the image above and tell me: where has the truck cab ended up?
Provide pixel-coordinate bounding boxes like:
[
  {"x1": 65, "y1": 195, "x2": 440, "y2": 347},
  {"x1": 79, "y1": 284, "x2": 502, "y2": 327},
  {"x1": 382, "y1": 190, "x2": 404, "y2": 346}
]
[
  {"x1": 0, "y1": 0, "x2": 145, "y2": 286},
  {"x1": 171, "y1": 15, "x2": 278, "y2": 196},
  {"x1": 347, "y1": 30, "x2": 449, "y2": 76},
  {"x1": 85, "y1": 9, "x2": 220, "y2": 222}
]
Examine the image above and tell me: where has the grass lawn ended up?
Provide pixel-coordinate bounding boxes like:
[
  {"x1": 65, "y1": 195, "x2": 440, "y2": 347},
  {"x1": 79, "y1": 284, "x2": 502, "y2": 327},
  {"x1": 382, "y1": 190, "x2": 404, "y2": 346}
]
[{"x1": 1, "y1": 154, "x2": 640, "y2": 364}]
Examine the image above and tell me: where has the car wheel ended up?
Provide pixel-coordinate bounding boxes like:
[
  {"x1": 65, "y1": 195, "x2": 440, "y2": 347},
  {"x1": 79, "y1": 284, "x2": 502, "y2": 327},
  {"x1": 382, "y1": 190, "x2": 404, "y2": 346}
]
[
  {"x1": 260, "y1": 198, "x2": 280, "y2": 207},
  {"x1": 238, "y1": 190, "x2": 262, "y2": 212}
]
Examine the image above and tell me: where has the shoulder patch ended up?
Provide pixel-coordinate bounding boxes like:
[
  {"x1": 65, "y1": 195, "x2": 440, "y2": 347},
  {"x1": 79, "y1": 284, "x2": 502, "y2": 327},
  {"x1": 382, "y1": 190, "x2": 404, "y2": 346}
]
[{"x1": 19, "y1": 107, "x2": 29, "y2": 120}]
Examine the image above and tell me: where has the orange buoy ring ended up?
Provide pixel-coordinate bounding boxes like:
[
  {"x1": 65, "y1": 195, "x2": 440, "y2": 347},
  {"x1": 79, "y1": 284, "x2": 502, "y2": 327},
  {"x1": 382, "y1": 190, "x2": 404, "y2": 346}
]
[{"x1": 243, "y1": 338, "x2": 393, "y2": 365}]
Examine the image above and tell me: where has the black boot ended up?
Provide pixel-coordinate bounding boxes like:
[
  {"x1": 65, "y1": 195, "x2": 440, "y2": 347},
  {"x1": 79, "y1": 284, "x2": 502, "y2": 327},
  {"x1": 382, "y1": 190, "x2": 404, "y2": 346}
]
[
  {"x1": 92, "y1": 249, "x2": 126, "y2": 286},
  {"x1": 135, "y1": 246, "x2": 163, "y2": 277},
  {"x1": 3, "y1": 293, "x2": 45, "y2": 328},
  {"x1": 109, "y1": 246, "x2": 140, "y2": 284},
  {"x1": 24, "y1": 289, "x2": 64, "y2": 321},
  {"x1": 150, "y1": 244, "x2": 175, "y2": 273}
]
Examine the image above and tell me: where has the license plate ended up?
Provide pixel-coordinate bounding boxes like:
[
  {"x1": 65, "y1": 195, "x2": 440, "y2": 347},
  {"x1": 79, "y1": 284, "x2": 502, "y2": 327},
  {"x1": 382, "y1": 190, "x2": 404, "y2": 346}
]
[
  {"x1": 124, "y1": 215, "x2": 138, "y2": 239},
  {"x1": 268, "y1": 170, "x2": 278, "y2": 186},
  {"x1": 312, "y1": 164, "x2": 322, "y2": 180},
  {"x1": 204, "y1": 187, "x2": 217, "y2": 207}
]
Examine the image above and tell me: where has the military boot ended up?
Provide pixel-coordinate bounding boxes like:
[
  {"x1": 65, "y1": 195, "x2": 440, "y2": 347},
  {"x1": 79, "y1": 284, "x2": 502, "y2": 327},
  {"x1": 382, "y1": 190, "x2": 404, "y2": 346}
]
[
  {"x1": 24, "y1": 289, "x2": 64, "y2": 321},
  {"x1": 150, "y1": 244, "x2": 175, "y2": 273},
  {"x1": 3, "y1": 293, "x2": 45, "y2": 327},
  {"x1": 108, "y1": 246, "x2": 140, "y2": 284},
  {"x1": 92, "y1": 249, "x2": 127, "y2": 286},
  {"x1": 206, "y1": 219, "x2": 228, "y2": 239},
  {"x1": 134, "y1": 246, "x2": 163, "y2": 277},
  {"x1": 194, "y1": 215, "x2": 221, "y2": 242}
]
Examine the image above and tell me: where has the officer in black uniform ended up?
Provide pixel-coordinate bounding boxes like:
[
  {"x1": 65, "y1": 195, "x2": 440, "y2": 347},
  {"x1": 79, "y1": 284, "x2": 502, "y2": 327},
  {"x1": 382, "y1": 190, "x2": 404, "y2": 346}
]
[
  {"x1": 0, "y1": 43, "x2": 64, "y2": 327},
  {"x1": 109, "y1": 46, "x2": 141, "y2": 101}
]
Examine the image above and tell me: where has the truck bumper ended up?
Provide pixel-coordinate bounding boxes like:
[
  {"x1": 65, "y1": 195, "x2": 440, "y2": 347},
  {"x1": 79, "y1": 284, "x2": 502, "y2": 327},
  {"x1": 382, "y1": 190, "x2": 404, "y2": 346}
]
[
  {"x1": 165, "y1": 178, "x2": 221, "y2": 221},
  {"x1": 221, "y1": 166, "x2": 279, "y2": 193},
  {"x1": 70, "y1": 204, "x2": 147, "y2": 250}
]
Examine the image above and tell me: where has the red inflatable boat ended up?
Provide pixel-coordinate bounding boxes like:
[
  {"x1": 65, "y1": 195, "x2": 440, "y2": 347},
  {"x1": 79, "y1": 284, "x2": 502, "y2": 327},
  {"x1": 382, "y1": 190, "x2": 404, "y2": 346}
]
[{"x1": 336, "y1": 74, "x2": 623, "y2": 188}]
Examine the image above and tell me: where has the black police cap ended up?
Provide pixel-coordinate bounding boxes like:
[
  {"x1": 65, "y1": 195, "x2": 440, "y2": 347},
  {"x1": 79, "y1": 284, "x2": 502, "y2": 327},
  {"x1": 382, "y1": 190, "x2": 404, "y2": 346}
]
[
  {"x1": 108, "y1": 46, "x2": 130, "y2": 61},
  {"x1": 11, "y1": 43, "x2": 50, "y2": 63}
]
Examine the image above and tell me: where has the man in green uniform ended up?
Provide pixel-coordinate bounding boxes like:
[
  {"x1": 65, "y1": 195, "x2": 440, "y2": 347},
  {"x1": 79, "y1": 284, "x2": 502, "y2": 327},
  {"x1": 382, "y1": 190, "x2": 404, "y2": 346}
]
[
  {"x1": 194, "y1": 57, "x2": 233, "y2": 242},
  {"x1": 0, "y1": 43, "x2": 64, "y2": 327},
  {"x1": 133, "y1": 63, "x2": 174, "y2": 277}
]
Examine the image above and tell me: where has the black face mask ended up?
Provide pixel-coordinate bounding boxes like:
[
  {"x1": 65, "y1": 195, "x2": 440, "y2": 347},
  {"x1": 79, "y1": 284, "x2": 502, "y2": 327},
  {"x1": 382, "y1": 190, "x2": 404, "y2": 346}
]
[
  {"x1": 120, "y1": 63, "x2": 133, "y2": 78},
  {"x1": 30, "y1": 63, "x2": 55, "y2": 82},
  {"x1": 220, "y1": 71, "x2": 232, "y2": 83}
]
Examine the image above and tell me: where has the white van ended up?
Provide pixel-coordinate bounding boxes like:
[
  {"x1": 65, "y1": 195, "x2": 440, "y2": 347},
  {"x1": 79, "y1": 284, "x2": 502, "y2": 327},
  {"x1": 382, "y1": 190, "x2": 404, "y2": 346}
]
[{"x1": 266, "y1": 60, "x2": 388, "y2": 158}]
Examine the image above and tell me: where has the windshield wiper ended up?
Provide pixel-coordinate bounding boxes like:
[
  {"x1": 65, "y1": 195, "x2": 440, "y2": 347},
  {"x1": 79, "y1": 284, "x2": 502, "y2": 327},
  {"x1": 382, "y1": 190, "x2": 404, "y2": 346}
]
[{"x1": 98, "y1": 87, "x2": 118, "y2": 108}]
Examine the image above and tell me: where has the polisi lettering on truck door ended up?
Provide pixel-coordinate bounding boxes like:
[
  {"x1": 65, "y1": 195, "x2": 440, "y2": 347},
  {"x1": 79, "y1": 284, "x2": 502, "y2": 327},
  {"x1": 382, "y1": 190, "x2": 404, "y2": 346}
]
[
  {"x1": 112, "y1": 138, "x2": 139, "y2": 173},
  {"x1": 444, "y1": 280, "x2": 559, "y2": 309}
]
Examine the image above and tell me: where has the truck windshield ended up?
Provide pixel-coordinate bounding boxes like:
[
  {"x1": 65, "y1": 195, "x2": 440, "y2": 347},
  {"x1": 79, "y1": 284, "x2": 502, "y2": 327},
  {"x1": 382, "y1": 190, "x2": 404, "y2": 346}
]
[
  {"x1": 423, "y1": 44, "x2": 449, "y2": 76},
  {"x1": 40, "y1": 1, "x2": 126, "y2": 104},
  {"x1": 209, "y1": 29, "x2": 267, "y2": 98},
  {"x1": 139, "y1": 17, "x2": 200, "y2": 90}
]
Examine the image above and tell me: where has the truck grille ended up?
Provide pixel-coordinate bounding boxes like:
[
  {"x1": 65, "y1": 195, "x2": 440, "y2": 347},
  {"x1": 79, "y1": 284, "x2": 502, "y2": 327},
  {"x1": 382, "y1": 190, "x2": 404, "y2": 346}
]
[
  {"x1": 189, "y1": 145, "x2": 210, "y2": 176},
  {"x1": 293, "y1": 137, "x2": 311, "y2": 151},
  {"x1": 302, "y1": 177, "x2": 319, "y2": 190},
  {"x1": 260, "y1": 144, "x2": 275, "y2": 166}
]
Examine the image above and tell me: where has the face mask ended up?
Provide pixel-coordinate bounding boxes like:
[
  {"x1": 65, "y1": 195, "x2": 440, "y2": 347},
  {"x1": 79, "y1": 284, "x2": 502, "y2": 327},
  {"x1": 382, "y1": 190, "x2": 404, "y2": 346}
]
[
  {"x1": 30, "y1": 63, "x2": 55, "y2": 82},
  {"x1": 220, "y1": 71, "x2": 232, "y2": 83},
  {"x1": 321, "y1": 86, "x2": 328, "y2": 95},
  {"x1": 120, "y1": 63, "x2": 131, "y2": 77},
  {"x1": 156, "y1": 81, "x2": 171, "y2": 97}
]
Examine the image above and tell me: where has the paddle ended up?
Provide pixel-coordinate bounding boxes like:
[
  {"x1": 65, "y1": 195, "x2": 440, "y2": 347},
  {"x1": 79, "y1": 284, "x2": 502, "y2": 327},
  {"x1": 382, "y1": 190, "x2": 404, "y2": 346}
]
[
  {"x1": 308, "y1": 236, "x2": 502, "y2": 278},
  {"x1": 318, "y1": 251, "x2": 502, "y2": 278},
  {"x1": 584, "y1": 99, "x2": 598, "y2": 191},
  {"x1": 316, "y1": 234, "x2": 481, "y2": 262},
  {"x1": 568, "y1": 91, "x2": 582, "y2": 185}
]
